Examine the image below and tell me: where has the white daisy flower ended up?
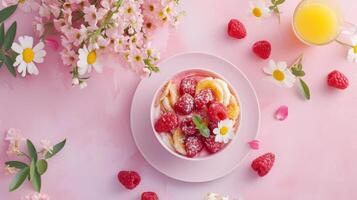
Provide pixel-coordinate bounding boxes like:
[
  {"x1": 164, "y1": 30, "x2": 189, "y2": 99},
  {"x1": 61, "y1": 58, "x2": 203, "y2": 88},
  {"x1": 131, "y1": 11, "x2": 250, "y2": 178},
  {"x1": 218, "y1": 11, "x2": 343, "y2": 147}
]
[
  {"x1": 263, "y1": 60, "x2": 296, "y2": 88},
  {"x1": 347, "y1": 35, "x2": 357, "y2": 64},
  {"x1": 77, "y1": 45, "x2": 102, "y2": 75},
  {"x1": 11, "y1": 36, "x2": 46, "y2": 77},
  {"x1": 249, "y1": 0, "x2": 270, "y2": 19},
  {"x1": 205, "y1": 192, "x2": 230, "y2": 200},
  {"x1": 213, "y1": 119, "x2": 235, "y2": 144}
]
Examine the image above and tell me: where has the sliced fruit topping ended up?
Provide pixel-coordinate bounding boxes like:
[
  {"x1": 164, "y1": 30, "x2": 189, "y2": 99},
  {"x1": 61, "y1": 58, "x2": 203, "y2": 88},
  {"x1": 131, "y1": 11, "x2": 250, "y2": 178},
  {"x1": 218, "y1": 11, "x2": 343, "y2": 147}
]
[
  {"x1": 159, "y1": 81, "x2": 172, "y2": 101},
  {"x1": 160, "y1": 97, "x2": 173, "y2": 112},
  {"x1": 194, "y1": 89, "x2": 214, "y2": 110},
  {"x1": 179, "y1": 77, "x2": 197, "y2": 96},
  {"x1": 184, "y1": 135, "x2": 203, "y2": 158},
  {"x1": 168, "y1": 83, "x2": 179, "y2": 106},
  {"x1": 174, "y1": 93, "x2": 194, "y2": 115},
  {"x1": 227, "y1": 95, "x2": 240, "y2": 121},
  {"x1": 215, "y1": 79, "x2": 231, "y2": 106},
  {"x1": 117, "y1": 170, "x2": 141, "y2": 190},
  {"x1": 154, "y1": 112, "x2": 178, "y2": 133},
  {"x1": 173, "y1": 128, "x2": 187, "y2": 155},
  {"x1": 180, "y1": 117, "x2": 197, "y2": 136},
  {"x1": 203, "y1": 134, "x2": 224, "y2": 154},
  {"x1": 207, "y1": 102, "x2": 227, "y2": 122},
  {"x1": 251, "y1": 152, "x2": 275, "y2": 177},
  {"x1": 196, "y1": 78, "x2": 224, "y2": 104}
]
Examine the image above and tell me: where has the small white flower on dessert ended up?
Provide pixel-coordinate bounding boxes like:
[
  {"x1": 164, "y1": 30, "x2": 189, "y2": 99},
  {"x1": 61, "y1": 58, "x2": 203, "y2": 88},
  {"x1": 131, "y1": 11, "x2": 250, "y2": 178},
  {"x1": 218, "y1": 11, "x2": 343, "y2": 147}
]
[
  {"x1": 347, "y1": 35, "x2": 357, "y2": 64},
  {"x1": 205, "y1": 192, "x2": 230, "y2": 200},
  {"x1": 4, "y1": 128, "x2": 25, "y2": 156},
  {"x1": 4, "y1": 165, "x2": 19, "y2": 175},
  {"x1": 213, "y1": 119, "x2": 235, "y2": 144},
  {"x1": 40, "y1": 139, "x2": 53, "y2": 154},
  {"x1": 21, "y1": 192, "x2": 50, "y2": 200},
  {"x1": 72, "y1": 77, "x2": 80, "y2": 85},
  {"x1": 79, "y1": 81, "x2": 88, "y2": 89},
  {"x1": 249, "y1": 0, "x2": 270, "y2": 19},
  {"x1": 263, "y1": 59, "x2": 296, "y2": 88},
  {"x1": 11, "y1": 36, "x2": 46, "y2": 77},
  {"x1": 77, "y1": 45, "x2": 102, "y2": 75}
]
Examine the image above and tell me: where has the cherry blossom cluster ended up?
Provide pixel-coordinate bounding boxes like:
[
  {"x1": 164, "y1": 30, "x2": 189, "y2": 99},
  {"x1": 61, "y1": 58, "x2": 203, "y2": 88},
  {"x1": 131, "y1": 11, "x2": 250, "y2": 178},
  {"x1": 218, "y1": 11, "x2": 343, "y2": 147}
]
[{"x1": 32, "y1": 0, "x2": 183, "y2": 87}]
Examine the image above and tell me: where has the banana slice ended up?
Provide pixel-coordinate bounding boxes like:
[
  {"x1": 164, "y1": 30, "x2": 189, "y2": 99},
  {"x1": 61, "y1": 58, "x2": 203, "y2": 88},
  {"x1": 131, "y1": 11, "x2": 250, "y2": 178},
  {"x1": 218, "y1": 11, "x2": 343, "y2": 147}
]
[
  {"x1": 160, "y1": 97, "x2": 173, "y2": 112},
  {"x1": 168, "y1": 83, "x2": 178, "y2": 106},
  {"x1": 227, "y1": 95, "x2": 240, "y2": 121},
  {"x1": 161, "y1": 133, "x2": 174, "y2": 150},
  {"x1": 159, "y1": 81, "x2": 172, "y2": 101},
  {"x1": 172, "y1": 129, "x2": 187, "y2": 155},
  {"x1": 196, "y1": 78, "x2": 224, "y2": 103},
  {"x1": 215, "y1": 79, "x2": 231, "y2": 106}
]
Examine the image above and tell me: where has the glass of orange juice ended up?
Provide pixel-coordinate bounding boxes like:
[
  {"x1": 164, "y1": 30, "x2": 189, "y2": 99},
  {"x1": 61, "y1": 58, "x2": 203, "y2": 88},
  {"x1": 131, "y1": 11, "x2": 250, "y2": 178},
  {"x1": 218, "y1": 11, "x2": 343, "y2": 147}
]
[{"x1": 293, "y1": 0, "x2": 356, "y2": 46}]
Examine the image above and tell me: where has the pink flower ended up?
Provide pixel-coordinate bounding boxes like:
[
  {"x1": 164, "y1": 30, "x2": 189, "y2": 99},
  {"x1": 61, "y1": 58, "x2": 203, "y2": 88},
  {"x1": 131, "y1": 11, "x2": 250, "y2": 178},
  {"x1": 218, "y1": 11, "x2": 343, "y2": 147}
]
[
  {"x1": 83, "y1": 5, "x2": 106, "y2": 28},
  {"x1": 248, "y1": 140, "x2": 260, "y2": 150},
  {"x1": 22, "y1": 192, "x2": 50, "y2": 200},
  {"x1": 275, "y1": 105, "x2": 288, "y2": 121},
  {"x1": 68, "y1": 27, "x2": 86, "y2": 46},
  {"x1": 4, "y1": 165, "x2": 19, "y2": 175},
  {"x1": 60, "y1": 49, "x2": 78, "y2": 66},
  {"x1": 44, "y1": 38, "x2": 60, "y2": 50},
  {"x1": 4, "y1": 128, "x2": 25, "y2": 156}
]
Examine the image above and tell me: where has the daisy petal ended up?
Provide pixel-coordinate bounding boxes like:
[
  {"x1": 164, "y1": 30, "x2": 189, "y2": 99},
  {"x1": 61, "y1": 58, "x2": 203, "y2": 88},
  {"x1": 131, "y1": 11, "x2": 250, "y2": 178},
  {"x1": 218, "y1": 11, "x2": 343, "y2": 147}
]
[
  {"x1": 11, "y1": 43, "x2": 23, "y2": 54},
  {"x1": 275, "y1": 105, "x2": 288, "y2": 121},
  {"x1": 33, "y1": 41, "x2": 45, "y2": 52}
]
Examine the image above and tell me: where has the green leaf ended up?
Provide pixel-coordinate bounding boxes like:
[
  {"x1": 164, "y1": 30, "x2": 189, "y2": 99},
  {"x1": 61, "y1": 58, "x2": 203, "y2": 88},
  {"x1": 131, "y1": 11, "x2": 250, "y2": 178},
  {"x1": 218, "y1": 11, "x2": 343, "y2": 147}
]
[
  {"x1": 271, "y1": 0, "x2": 277, "y2": 4},
  {"x1": 3, "y1": 54, "x2": 16, "y2": 77},
  {"x1": 30, "y1": 159, "x2": 41, "y2": 192},
  {"x1": 275, "y1": 0, "x2": 285, "y2": 5},
  {"x1": 299, "y1": 78, "x2": 311, "y2": 100},
  {"x1": 0, "y1": 23, "x2": 5, "y2": 47},
  {"x1": 27, "y1": 139, "x2": 38, "y2": 161},
  {"x1": 3, "y1": 21, "x2": 17, "y2": 50},
  {"x1": 0, "y1": 5, "x2": 17, "y2": 24},
  {"x1": 9, "y1": 167, "x2": 29, "y2": 192},
  {"x1": 192, "y1": 115, "x2": 210, "y2": 138},
  {"x1": 5, "y1": 161, "x2": 28, "y2": 169},
  {"x1": 269, "y1": 5, "x2": 276, "y2": 10},
  {"x1": 45, "y1": 139, "x2": 66, "y2": 159},
  {"x1": 36, "y1": 159, "x2": 48, "y2": 175},
  {"x1": 291, "y1": 67, "x2": 305, "y2": 77}
]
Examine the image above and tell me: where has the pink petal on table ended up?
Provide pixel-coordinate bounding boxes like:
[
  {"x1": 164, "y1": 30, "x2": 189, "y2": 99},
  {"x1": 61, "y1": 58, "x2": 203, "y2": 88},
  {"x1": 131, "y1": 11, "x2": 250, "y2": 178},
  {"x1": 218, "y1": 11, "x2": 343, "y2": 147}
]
[
  {"x1": 248, "y1": 140, "x2": 260, "y2": 150},
  {"x1": 45, "y1": 38, "x2": 59, "y2": 50},
  {"x1": 275, "y1": 105, "x2": 288, "y2": 121}
]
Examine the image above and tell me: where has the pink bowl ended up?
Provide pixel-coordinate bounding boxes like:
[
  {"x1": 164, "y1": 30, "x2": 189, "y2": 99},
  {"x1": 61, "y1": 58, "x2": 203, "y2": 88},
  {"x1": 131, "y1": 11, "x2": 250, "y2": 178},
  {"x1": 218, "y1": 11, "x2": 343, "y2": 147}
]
[{"x1": 150, "y1": 68, "x2": 241, "y2": 161}]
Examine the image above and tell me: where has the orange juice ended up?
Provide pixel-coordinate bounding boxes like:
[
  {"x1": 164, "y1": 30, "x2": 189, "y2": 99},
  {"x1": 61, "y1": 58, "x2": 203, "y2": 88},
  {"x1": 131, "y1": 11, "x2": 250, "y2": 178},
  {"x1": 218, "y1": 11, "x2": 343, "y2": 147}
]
[{"x1": 293, "y1": 0, "x2": 341, "y2": 45}]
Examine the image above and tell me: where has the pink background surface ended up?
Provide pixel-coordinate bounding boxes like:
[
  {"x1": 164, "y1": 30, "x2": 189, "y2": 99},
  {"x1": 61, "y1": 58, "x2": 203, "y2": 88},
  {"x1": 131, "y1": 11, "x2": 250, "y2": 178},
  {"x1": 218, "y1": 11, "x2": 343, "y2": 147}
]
[{"x1": 1, "y1": 0, "x2": 357, "y2": 199}]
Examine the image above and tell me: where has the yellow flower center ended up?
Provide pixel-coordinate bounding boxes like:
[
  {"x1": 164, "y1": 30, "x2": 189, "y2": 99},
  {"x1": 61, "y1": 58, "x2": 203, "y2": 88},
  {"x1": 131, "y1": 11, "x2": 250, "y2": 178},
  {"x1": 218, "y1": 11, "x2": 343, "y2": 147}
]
[
  {"x1": 87, "y1": 51, "x2": 97, "y2": 65},
  {"x1": 252, "y1": 7, "x2": 262, "y2": 18},
  {"x1": 220, "y1": 126, "x2": 229, "y2": 135},
  {"x1": 18, "y1": 0, "x2": 25, "y2": 4},
  {"x1": 22, "y1": 48, "x2": 35, "y2": 63},
  {"x1": 166, "y1": 7, "x2": 172, "y2": 14},
  {"x1": 149, "y1": 4, "x2": 155, "y2": 12},
  {"x1": 272, "y1": 69, "x2": 285, "y2": 81},
  {"x1": 353, "y1": 45, "x2": 357, "y2": 54},
  {"x1": 127, "y1": 7, "x2": 133, "y2": 14},
  {"x1": 134, "y1": 55, "x2": 142, "y2": 62}
]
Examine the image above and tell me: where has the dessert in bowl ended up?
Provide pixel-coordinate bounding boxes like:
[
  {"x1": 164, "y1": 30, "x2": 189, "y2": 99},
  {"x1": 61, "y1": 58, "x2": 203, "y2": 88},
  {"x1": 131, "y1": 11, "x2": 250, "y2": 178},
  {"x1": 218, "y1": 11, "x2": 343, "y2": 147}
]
[{"x1": 151, "y1": 69, "x2": 241, "y2": 160}]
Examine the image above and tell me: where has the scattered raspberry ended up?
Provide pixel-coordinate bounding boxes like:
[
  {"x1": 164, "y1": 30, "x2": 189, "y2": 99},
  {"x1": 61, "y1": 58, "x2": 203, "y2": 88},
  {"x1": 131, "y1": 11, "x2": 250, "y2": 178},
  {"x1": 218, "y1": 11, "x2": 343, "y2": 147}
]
[
  {"x1": 194, "y1": 89, "x2": 214, "y2": 110},
  {"x1": 251, "y1": 153, "x2": 275, "y2": 177},
  {"x1": 179, "y1": 77, "x2": 197, "y2": 96},
  {"x1": 252, "y1": 40, "x2": 271, "y2": 59},
  {"x1": 208, "y1": 120, "x2": 218, "y2": 131},
  {"x1": 327, "y1": 70, "x2": 349, "y2": 89},
  {"x1": 141, "y1": 192, "x2": 159, "y2": 200},
  {"x1": 204, "y1": 134, "x2": 224, "y2": 153},
  {"x1": 174, "y1": 94, "x2": 194, "y2": 115},
  {"x1": 117, "y1": 171, "x2": 141, "y2": 190},
  {"x1": 227, "y1": 19, "x2": 246, "y2": 39},
  {"x1": 184, "y1": 135, "x2": 203, "y2": 157},
  {"x1": 180, "y1": 117, "x2": 197, "y2": 136},
  {"x1": 154, "y1": 112, "x2": 178, "y2": 133},
  {"x1": 207, "y1": 102, "x2": 227, "y2": 122}
]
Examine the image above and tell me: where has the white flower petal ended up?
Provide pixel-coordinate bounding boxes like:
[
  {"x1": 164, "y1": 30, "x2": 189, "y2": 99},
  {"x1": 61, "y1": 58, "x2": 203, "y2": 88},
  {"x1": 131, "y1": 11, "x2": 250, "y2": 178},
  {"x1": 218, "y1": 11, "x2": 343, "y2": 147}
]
[
  {"x1": 27, "y1": 62, "x2": 39, "y2": 75},
  {"x1": 277, "y1": 61, "x2": 287, "y2": 70},
  {"x1": 17, "y1": 62, "x2": 27, "y2": 77},
  {"x1": 351, "y1": 35, "x2": 357, "y2": 45},
  {"x1": 33, "y1": 41, "x2": 44, "y2": 52},
  {"x1": 21, "y1": 36, "x2": 33, "y2": 48},
  {"x1": 92, "y1": 62, "x2": 102, "y2": 73},
  {"x1": 13, "y1": 55, "x2": 22, "y2": 66},
  {"x1": 263, "y1": 66, "x2": 273, "y2": 74},
  {"x1": 11, "y1": 42, "x2": 23, "y2": 54}
]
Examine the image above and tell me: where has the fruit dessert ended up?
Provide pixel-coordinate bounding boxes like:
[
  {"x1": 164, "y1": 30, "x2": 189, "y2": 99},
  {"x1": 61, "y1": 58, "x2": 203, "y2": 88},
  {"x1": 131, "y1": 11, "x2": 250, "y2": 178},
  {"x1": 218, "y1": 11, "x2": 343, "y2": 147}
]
[{"x1": 153, "y1": 70, "x2": 240, "y2": 158}]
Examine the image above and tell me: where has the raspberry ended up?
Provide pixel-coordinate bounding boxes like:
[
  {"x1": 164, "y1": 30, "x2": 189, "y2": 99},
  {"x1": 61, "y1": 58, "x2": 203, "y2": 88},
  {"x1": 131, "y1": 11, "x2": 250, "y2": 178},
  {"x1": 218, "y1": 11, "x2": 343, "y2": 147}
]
[
  {"x1": 179, "y1": 77, "x2": 197, "y2": 96},
  {"x1": 180, "y1": 117, "x2": 197, "y2": 136},
  {"x1": 208, "y1": 120, "x2": 218, "y2": 131},
  {"x1": 227, "y1": 19, "x2": 246, "y2": 39},
  {"x1": 154, "y1": 112, "x2": 178, "y2": 133},
  {"x1": 117, "y1": 171, "x2": 141, "y2": 190},
  {"x1": 174, "y1": 94, "x2": 194, "y2": 115},
  {"x1": 207, "y1": 102, "x2": 227, "y2": 122},
  {"x1": 194, "y1": 89, "x2": 214, "y2": 110},
  {"x1": 141, "y1": 192, "x2": 159, "y2": 200},
  {"x1": 184, "y1": 135, "x2": 203, "y2": 157},
  {"x1": 327, "y1": 70, "x2": 349, "y2": 89},
  {"x1": 252, "y1": 40, "x2": 271, "y2": 59},
  {"x1": 251, "y1": 153, "x2": 275, "y2": 177},
  {"x1": 203, "y1": 134, "x2": 224, "y2": 153}
]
